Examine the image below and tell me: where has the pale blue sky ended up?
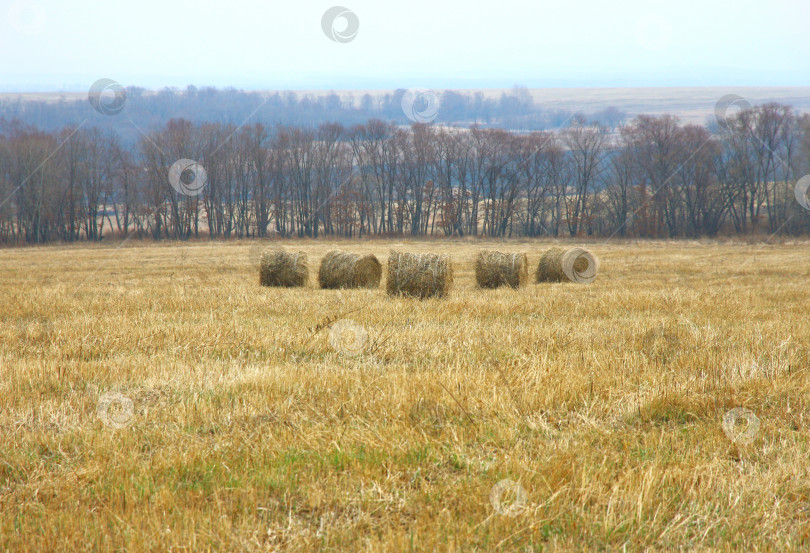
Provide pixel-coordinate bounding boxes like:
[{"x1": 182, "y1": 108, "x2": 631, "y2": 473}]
[{"x1": 1, "y1": 0, "x2": 808, "y2": 91}]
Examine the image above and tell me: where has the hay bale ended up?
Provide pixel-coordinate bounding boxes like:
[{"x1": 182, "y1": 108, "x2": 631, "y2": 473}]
[
  {"x1": 259, "y1": 249, "x2": 308, "y2": 287},
  {"x1": 475, "y1": 250, "x2": 528, "y2": 289},
  {"x1": 318, "y1": 250, "x2": 382, "y2": 289},
  {"x1": 386, "y1": 251, "x2": 453, "y2": 298},
  {"x1": 535, "y1": 247, "x2": 568, "y2": 282},
  {"x1": 535, "y1": 247, "x2": 599, "y2": 284}
]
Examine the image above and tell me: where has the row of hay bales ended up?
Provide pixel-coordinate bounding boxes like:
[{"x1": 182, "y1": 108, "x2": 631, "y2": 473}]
[{"x1": 259, "y1": 247, "x2": 599, "y2": 298}]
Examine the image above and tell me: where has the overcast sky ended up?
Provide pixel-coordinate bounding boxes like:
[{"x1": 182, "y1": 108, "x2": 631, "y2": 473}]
[{"x1": 1, "y1": 0, "x2": 808, "y2": 92}]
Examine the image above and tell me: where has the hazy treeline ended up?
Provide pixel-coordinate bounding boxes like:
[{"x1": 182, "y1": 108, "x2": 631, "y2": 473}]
[
  {"x1": 0, "y1": 103, "x2": 808, "y2": 244},
  {"x1": 0, "y1": 86, "x2": 620, "y2": 143}
]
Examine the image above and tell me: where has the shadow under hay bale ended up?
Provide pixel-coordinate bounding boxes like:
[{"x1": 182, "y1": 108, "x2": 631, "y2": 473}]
[
  {"x1": 318, "y1": 250, "x2": 382, "y2": 289},
  {"x1": 386, "y1": 251, "x2": 453, "y2": 299},
  {"x1": 475, "y1": 250, "x2": 528, "y2": 289},
  {"x1": 535, "y1": 247, "x2": 599, "y2": 284},
  {"x1": 259, "y1": 249, "x2": 308, "y2": 287}
]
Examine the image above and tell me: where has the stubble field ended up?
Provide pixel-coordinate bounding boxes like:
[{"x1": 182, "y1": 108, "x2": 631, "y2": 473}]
[{"x1": 1, "y1": 238, "x2": 809, "y2": 552}]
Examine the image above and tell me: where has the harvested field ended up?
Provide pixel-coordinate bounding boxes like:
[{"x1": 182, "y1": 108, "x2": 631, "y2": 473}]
[{"x1": 0, "y1": 239, "x2": 809, "y2": 552}]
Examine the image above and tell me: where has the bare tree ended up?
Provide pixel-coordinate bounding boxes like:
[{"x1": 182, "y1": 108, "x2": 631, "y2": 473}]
[{"x1": 561, "y1": 121, "x2": 607, "y2": 236}]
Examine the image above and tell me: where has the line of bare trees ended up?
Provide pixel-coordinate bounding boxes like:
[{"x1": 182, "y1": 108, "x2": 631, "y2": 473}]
[
  {"x1": 1, "y1": 103, "x2": 809, "y2": 244},
  {"x1": 0, "y1": 86, "x2": 607, "y2": 138}
]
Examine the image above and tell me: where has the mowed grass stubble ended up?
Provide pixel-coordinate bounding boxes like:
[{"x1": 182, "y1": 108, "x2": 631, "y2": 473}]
[{"x1": 1, "y1": 239, "x2": 809, "y2": 552}]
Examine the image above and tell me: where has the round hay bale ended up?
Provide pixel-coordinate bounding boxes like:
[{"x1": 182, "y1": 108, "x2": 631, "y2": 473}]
[
  {"x1": 386, "y1": 251, "x2": 453, "y2": 299},
  {"x1": 535, "y1": 247, "x2": 567, "y2": 282},
  {"x1": 259, "y1": 249, "x2": 308, "y2": 287},
  {"x1": 535, "y1": 247, "x2": 599, "y2": 284},
  {"x1": 475, "y1": 250, "x2": 528, "y2": 289},
  {"x1": 318, "y1": 250, "x2": 382, "y2": 289}
]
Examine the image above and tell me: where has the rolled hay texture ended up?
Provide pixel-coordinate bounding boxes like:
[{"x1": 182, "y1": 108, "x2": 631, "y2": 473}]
[
  {"x1": 386, "y1": 251, "x2": 453, "y2": 298},
  {"x1": 535, "y1": 247, "x2": 599, "y2": 284},
  {"x1": 475, "y1": 250, "x2": 529, "y2": 289},
  {"x1": 259, "y1": 249, "x2": 308, "y2": 287},
  {"x1": 318, "y1": 250, "x2": 382, "y2": 289}
]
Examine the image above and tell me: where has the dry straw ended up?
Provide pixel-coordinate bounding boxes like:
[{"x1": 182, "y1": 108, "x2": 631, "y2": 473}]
[
  {"x1": 475, "y1": 250, "x2": 528, "y2": 289},
  {"x1": 536, "y1": 247, "x2": 599, "y2": 284},
  {"x1": 386, "y1": 251, "x2": 453, "y2": 298},
  {"x1": 318, "y1": 250, "x2": 382, "y2": 289},
  {"x1": 259, "y1": 249, "x2": 308, "y2": 287}
]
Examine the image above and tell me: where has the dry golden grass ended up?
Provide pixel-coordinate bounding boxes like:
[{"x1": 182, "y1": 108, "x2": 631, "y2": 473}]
[{"x1": 1, "y1": 238, "x2": 809, "y2": 552}]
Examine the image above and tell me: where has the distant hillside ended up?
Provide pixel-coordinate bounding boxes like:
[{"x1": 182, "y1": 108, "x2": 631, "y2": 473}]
[{"x1": 1, "y1": 86, "x2": 808, "y2": 147}]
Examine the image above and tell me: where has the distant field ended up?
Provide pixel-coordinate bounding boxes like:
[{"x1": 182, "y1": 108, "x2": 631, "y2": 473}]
[
  {"x1": 3, "y1": 86, "x2": 809, "y2": 125},
  {"x1": 321, "y1": 86, "x2": 810, "y2": 125},
  {"x1": 1, "y1": 238, "x2": 809, "y2": 551}
]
